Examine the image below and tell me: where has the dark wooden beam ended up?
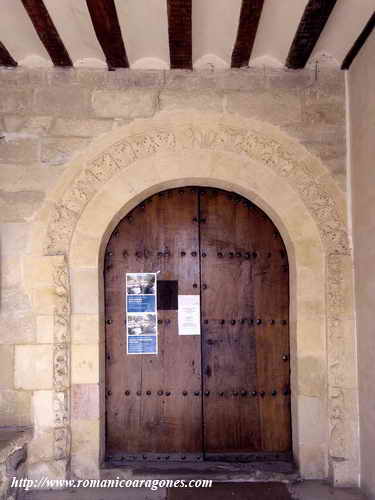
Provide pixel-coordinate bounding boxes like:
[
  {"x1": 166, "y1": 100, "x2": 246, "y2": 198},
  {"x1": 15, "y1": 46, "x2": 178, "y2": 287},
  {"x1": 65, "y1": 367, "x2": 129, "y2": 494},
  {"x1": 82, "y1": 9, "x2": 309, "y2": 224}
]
[
  {"x1": 0, "y1": 42, "x2": 17, "y2": 67},
  {"x1": 231, "y1": 0, "x2": 265, "y2": 68},
  {"x1": 20, "y1": 0, "x2": 72, "y2": 66},
  {"x1": 342, "y1": 12, "x2": 375, "y2": 70},
  {"x1": 86, "y1": 0, "x2": 128, "y2": 69},
  {"x1": 286, "y1": 0, "x2": 337, "y2": 69},
  {"x1": 167, "y1": 0, "x2": 192, "y2": 69}
]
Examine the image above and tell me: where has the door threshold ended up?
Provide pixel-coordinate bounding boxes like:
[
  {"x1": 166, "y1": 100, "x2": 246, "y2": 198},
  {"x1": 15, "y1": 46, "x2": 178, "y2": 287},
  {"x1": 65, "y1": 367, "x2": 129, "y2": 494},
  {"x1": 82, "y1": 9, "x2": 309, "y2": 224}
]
[{"x1": 101, "y1": 460, "x2": 299, "y2": 482}]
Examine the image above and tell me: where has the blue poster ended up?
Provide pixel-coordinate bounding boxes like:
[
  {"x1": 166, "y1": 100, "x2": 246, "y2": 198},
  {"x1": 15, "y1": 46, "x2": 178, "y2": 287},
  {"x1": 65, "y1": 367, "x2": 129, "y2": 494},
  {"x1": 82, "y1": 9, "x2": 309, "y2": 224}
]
[
  {"x1": 127, "y1": 335, "x2": 157, "y2": 354},
  {"x1": 127, "y1": 294, "x2": 156, "y2": 313},
  {"x1": 126, "y1": 273, "x2": 158, "y2": 355}
]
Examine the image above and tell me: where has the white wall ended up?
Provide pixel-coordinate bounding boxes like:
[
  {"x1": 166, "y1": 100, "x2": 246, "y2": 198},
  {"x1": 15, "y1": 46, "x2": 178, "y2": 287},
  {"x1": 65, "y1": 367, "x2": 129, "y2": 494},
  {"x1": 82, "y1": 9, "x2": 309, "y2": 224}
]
[{"x1": 348, "y1": 29, "x2": 375, "y2": 500}]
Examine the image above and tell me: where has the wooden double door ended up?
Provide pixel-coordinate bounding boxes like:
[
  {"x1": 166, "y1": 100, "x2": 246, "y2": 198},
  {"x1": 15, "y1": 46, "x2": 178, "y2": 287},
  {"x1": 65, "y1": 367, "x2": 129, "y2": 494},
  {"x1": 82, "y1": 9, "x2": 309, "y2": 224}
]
[{"x1": 105, "y1": 187, "x2": 291, "y2": 463}]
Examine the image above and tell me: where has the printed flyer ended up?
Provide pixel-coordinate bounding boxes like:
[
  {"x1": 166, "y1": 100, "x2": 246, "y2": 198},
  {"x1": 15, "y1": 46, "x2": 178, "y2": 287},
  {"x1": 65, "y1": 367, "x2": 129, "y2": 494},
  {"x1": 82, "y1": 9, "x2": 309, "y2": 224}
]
[
  {"x1": 178, "y1": 295, "x2": 201, "y2": 336},
  {"x1": 126, "y1": 273, "x2": 158, "y2": 355}
]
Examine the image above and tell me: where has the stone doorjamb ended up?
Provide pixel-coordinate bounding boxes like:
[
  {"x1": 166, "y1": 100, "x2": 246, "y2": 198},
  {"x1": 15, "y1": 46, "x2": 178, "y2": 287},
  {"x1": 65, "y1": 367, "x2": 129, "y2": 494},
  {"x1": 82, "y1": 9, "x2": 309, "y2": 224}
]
[{"x1": 26, "y1": 111, "x2": 358, "y2": 486}]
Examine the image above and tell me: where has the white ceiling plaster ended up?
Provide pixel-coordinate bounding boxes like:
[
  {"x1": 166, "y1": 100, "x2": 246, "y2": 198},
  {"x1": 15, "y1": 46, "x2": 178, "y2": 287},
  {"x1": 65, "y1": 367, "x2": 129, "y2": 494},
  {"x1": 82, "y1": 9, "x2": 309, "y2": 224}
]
[
  {"x1": 251, "y1": 0, "x2": 310, "y2": 65},
  {"x1": 43, "y1": 0, "x2": 106, "y2": 67},
  {"x1": 114, "y1": 0, "x2": 170, "y2": 68},
  {"x1": 193, "y1": 54, "x2": 229, "y2": 70},
  {"x1": 251, "y1": 55, "x2": 284, "y2": 68},
  {"x1": 75, "y1": 58, "x2": 107, "y2": 69},
  {"x1": 18, "y1": 54, "x2": 53, "y2": 68},
  {"x1": 0, "y1": 0, "x2": 372, "y2": 70},
  {"x1": 192, "y1": 0, "x2": 242, "y2": 67},
  {"x1": 310, "y1": 0, "x2": 375, "y2": 66},
  {"x1": 131, "y1": 57, "x2": 169, "y2": 70},
  {"x1": 0, "y1": 0, "x2": 50, "y2": 66}
]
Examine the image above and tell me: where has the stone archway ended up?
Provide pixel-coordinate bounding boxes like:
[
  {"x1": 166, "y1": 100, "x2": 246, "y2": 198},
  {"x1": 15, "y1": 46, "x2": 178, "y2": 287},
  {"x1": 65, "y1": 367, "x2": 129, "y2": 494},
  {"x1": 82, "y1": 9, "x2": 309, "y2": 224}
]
[{"x1": 27, "y1": 111, "x2": 358, "y2": 486}]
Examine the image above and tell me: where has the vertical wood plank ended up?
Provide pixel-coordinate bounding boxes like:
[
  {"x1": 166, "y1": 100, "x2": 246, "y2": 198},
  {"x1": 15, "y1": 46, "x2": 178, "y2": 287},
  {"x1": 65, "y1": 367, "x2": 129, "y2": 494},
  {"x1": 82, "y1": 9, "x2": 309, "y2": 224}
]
[
  {"x1": 231, "y1": 0, "x2": 265, "y2": 68},
  {"x1": 200, "y1": 190, "x2": 261, "y2": 455},
  {"x1": 0, "y1": 42, "x2": 17, "y2": 67},
  {"x1": 200, "y1": 189, "x2": 291, "y2": 456},
  {"x1": 167, "y1": 0, "x2": 192, "y2": 69},
  {"x1": 86, "y1": 0, "x2": 129, "y2": 69},
  {"x1": 286, "y1": 0, "x2": 337, "y2": 69},
  {"x1": 105, "y1": 189, "x2": 202, "y2": 458},
  {"x1": 20, "y1": 0, "x2": 72, "y2": 66}
]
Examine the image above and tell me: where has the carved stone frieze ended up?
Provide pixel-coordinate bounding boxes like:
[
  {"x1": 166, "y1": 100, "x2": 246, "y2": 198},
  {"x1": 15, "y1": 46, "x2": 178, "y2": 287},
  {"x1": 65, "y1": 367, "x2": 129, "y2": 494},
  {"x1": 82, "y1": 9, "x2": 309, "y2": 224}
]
[
  {"x1": 52, "y1": 258, "x2": 70, "y2": 461},
  {"x1": 326, "y1": 253, "x2": 350, "y2": 462},
  {"x1": 329, "y1": 387, "x2": 346, "y2": 459},
  {"x1": 45, "y1": 122, "x2": 349, "y2": 257}
]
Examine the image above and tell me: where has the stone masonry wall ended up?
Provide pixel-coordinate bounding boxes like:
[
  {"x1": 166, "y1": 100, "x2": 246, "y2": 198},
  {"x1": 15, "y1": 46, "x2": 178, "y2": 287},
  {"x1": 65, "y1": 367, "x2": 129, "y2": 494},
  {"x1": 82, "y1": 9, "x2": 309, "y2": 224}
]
[{"x1": 0, "y1": 67, "x2": 346, "y2": 452}]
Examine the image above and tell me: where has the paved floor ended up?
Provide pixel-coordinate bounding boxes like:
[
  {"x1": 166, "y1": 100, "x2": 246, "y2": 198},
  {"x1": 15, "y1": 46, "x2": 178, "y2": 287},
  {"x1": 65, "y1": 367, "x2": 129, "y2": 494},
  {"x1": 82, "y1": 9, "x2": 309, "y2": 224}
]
[{"x1": 22, "y1": 481, "x2": 367, "y2": 500}]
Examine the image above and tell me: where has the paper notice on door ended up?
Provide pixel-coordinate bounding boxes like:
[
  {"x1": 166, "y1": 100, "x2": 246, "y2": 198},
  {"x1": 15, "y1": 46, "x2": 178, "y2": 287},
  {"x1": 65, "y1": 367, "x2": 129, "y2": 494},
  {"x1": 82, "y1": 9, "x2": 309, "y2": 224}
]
[
  {"x1": 178, "y1": 295, "x2": 201, "y2": 336},
  {"x1": 126, "y1": 273, "x2": 158, "y2": 355}
]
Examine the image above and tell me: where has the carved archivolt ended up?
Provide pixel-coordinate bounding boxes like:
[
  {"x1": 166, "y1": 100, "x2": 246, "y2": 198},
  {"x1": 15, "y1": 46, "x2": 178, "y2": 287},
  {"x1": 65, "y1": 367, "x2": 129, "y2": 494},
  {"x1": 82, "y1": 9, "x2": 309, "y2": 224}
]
[{"x1": 42, "y1": 113, "x2": 353, "y2": 474}]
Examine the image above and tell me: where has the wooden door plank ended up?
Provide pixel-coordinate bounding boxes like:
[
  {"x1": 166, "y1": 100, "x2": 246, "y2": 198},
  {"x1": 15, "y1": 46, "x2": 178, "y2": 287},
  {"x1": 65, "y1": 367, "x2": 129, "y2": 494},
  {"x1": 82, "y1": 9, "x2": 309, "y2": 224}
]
[
  {"x1": 200, "y1": 190, "x2": 261, "y2": 454},
  {"x1": 286, "y1": 0, "x2": 337, "y2": 69},
  {"x1": 167, "y1": 0, "x2": 192, "y2": 69},
  {"x1": 252, "y1": 213, "x2": 291, "y2": 451},
  {"x1": 200, "y1": 189, "x2": 291, "y2": 456},
  {"x1": 0, "y1": 41, "x2": 17, "y2": 67},
  {"x1": 21, "y1": 0, "x2": 72, "y2": 67},
  {"x1": 105, "y1": 188, "x2": 202, "y2": 458},
  {"x1": 231, "y1": 0, "x2": 265, "y2": 68},
  {"x1": 86, "y1": 0, "x2": 129, "y2": 69}
]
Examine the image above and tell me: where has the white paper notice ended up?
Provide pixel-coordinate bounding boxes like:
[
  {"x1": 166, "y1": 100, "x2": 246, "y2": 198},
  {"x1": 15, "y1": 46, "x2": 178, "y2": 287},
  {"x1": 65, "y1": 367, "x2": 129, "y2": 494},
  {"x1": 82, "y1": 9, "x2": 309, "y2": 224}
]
[{"x1": 178, "y1": 295, "x2": 201, "y2": 336}]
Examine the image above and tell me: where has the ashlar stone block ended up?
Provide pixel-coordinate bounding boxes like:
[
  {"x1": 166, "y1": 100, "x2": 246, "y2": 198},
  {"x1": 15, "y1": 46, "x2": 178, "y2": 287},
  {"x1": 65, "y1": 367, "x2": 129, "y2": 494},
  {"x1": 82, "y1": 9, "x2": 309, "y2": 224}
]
[
  {"x1": 0, "y1": 189, "x2": 44, "y2": 222},
  {"x1": 71, "y1": 344, "x2": 99, "y2": 384},
  {"x1": 51, "y1": 118, "x2": 113, "y2": 138},
  {"x1": 15, "y1": 345, "x2": 53, "y2": 390},
  {"x1": 160, "y1": 89, "x2": 224, "y2": 113},
  {"x1": 33, "y1": 390, "x2": 54, "y2": 429},
  {"x1": 225, "y1": 89, "x2": 302, "y2": 126},
  {"x1": 0, "y1": 390, "x2": 32, "y2": 426},
  {"x1": 72, "y1": 315, "x2": 99, "y2": 345},
  {"x1": 92, "y1": 89, "x2": 158, "y2": 118},
  {"x1": 71, "y1": 384, "x2": 99, "y2": 420},
  {"x1": 0, "y1": 137, "x2": 39, "y2": 164},
  {"x1": 41, "y1": 137, "x2": 90, "y2": 166},
  {"x1": 36, "y1": 316, "x2": 54, "y2": 344},
  {"x1": 34, "y1": 86, "x2": 90, "y2": 116},
  {"x1": 0, "y1": 88, "x2": 33, "y2": 113},
  {"x1": 0, "y1": 345, "x2": 14, "y2": 389}
]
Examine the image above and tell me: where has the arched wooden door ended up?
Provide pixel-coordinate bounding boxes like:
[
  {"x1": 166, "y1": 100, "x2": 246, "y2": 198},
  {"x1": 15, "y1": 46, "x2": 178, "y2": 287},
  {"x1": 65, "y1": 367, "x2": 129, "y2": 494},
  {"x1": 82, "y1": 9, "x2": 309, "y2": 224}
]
[{"x1": 104, "y1": 187, "x2": 291, "y2": 463}]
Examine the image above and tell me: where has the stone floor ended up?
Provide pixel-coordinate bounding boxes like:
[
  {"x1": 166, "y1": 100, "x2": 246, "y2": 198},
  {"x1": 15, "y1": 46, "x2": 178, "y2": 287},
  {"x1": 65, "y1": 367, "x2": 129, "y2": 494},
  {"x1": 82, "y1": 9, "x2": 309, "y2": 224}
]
[{"x1": 22, "y1": 481, "x2": 367, "y2": 500}]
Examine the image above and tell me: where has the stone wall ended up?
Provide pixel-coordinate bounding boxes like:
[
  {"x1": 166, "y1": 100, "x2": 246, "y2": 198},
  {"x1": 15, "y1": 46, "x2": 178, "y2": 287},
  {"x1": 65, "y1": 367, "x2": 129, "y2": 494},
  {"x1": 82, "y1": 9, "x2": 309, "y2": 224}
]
[
  {"x1": 0, "y1": 66, "x2": 351, "y2": 482},
  {"x1": 348, "y1": 30, "x2": 375, "y2": 500}
]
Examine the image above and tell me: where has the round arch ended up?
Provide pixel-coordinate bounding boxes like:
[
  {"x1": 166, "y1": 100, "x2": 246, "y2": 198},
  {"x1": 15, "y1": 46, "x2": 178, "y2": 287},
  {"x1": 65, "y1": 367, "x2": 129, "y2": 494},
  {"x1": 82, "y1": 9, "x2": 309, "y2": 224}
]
[{"x1": 28, "y1": 111, "x2": 358, "y2": 485}]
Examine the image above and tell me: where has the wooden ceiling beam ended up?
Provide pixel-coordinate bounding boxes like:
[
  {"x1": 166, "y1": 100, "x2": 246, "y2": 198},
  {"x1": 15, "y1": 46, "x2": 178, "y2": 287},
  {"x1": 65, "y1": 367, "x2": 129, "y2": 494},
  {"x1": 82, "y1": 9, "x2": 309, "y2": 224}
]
[
  {"x1": 21, "y1": 0, "x2": 72, "y2": 67},
  {"x1": 341, "y1": 12, "x2": 375, "y2": 70},
  {"x1": 167, "y1": 0, "x2": 192, "y2": 69},
  {"x1": 86, "y1": 0, "x2": 129, "y2": 69},
  {"x1": 0, "y1": 42, "x2": 17, "y2": 67},
  {"x1": 231, "y1": 0, "x2": 265, "y2": 68},
  {"x1": 286, "y1": 0, "x2": 337, "y2": 69}
]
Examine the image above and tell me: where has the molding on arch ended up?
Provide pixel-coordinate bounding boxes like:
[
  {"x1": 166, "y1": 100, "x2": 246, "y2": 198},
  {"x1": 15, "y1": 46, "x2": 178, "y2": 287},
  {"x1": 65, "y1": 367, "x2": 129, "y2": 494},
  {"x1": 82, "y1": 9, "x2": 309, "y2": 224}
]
[
  {"x1": 30, "y1": 111, "x2": 358, "y2": 485},
  {"x1": 41, "y1": 111, "x2": 349, "y2": 257}
]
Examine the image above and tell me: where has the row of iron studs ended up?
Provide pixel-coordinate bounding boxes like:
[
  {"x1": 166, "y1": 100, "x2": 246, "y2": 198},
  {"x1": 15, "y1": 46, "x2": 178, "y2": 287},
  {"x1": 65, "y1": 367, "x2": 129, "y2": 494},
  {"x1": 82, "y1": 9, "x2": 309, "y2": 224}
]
[
  {"x1": 107, "y1": 250, "x2": 287, "y2": 259},
  {"x1": 107, "y1": 389, "x2": 290, "y2": 397},
  {"x1": 106, "y1": 318, "x2": 288, "y2": 326}
]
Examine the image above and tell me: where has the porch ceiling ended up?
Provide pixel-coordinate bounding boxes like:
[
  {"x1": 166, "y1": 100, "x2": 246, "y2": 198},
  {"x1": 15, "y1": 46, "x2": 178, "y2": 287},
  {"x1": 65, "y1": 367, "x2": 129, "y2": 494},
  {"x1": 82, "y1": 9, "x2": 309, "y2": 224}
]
[{"x1": 0, "y1": 0, "x2": 373, "y2": 70}]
